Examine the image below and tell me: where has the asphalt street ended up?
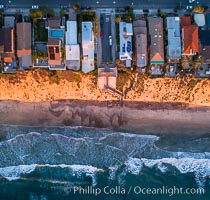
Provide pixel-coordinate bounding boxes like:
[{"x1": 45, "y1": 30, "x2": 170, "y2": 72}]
[{"x1": 1, "y1": 0, "x2": 210, "y2": 8}]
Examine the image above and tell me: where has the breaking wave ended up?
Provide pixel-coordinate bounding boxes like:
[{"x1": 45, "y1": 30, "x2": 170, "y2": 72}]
[
  {"x1": 0, "y1": 125, "x2": 210, "y2": 193},
  {"x1": 0, "y1": 164, "x2": 36, "y2": 181},
  {"x1": 124, "y1": 157, "x2": 210, "y2": 188},
  {"x1": 0, "y1": 164, "x2": 102, "y2": 187}
]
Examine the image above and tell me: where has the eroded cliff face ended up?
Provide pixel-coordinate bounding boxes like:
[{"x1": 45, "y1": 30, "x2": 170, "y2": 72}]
[
  {"x1": 125, "y1": 74, "x2": 210, "y2": 106},
  {"x1": 0, "y1": 69, "x2": 209, "y2": 106}
]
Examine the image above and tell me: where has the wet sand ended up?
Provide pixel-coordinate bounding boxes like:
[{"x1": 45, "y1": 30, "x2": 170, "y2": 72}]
[{"x1": 0, "y1": 100, "x2": 210, "y2": 135}]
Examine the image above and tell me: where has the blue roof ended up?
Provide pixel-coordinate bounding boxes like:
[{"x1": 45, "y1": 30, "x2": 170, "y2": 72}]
[
  {"x1": 2, "y1": 58, "x2": 16, "y2": 73},
  {"x1": 199, "y1": 29, "x2": 210, "y2": 45},
  {"x1": 206, "y1": 13, "x2": 210, "y2": 28},
  {"x1": 167, "y1": 17, "x2": 181, "y2": 59}
]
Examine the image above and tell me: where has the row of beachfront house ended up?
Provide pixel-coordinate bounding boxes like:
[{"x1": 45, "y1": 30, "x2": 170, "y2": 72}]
[
  {"x1": 0, "y1": 18, "x2": 32, "y2": 73},
  {"x1": 120, "y1": 16, "x2": 198, "y2": 67},
  {"x1": 0, "y1": 15, "x2": 94, "y2": 74},
  {"x1": 120, "y1": 15, "x2": 210, "y2": 76},
  {"x1": 1, "y1": 13, "x2": 210, "y2": 78}
]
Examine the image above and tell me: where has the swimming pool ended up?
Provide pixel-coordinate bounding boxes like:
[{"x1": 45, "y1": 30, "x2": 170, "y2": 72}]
[{"x1": 50, "y1": 29, "x2": 64, "y2": 37}]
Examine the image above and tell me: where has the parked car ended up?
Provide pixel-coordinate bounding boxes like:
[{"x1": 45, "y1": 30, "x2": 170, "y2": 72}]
[
  {"x1": 100, "y1": 31, "x2": 104, "y2": 38},
  {"x1": 186, "y1": 5, "x2": 193, "y2": 9},
  {"x1": 32, "y1": 5, "x2": 39, "y2": 9},
  {"x1": 24, "y1": 16, "x2": 30, "y2": 22},
  {"x1": 124, "y1": 6, "x2": 130, "y2": 10},
  {"x1": 109, "y1": 36, "x2": 112, "y2": 46},
  {"x1": 0, "y1": 5, "x2": 5, "y2": 9},
  {"x1": 60, "y1": 5, "x2": 68, "y2": 9},
  {"x1": 86, "y1": 6, "x2": 92, "y2": 10}
]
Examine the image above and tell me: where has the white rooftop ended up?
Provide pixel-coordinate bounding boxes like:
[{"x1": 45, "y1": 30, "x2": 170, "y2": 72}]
[
  {"x1": 194, "y1": 14, "x2": 206, "y2": 27},
  {"x1": 126, "y1": 23, "x2": 133, "y2": 35},
  {"x1": 82, "y1": 22, "x2": 93, "y2": 45},
  {"x1": 65, "y1": 44, "x2": 80, "y2": 61},
  {"x1": 119, "y1": 22, "x2": 133, "y2": 67},
  {"x1": 66, "y1": 21, "x2": 77, "y2": 45},
  {"x1": 82, "y1": 22, "x2": 94, "y2": 73},
  {"x1": 167, "y1": 17, "x2": 181, "y2": 59}
]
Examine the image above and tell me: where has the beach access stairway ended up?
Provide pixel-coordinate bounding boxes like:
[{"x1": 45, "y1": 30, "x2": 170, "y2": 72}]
[{"x1": 104, "y1": 85, "x2": 124, "y2": 102}]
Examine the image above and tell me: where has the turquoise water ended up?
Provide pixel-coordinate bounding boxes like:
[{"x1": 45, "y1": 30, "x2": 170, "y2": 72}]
[
  {"x1": 0, "y1": 125, "x2": 209, "y2": 200},
  {"x1": 50, "y1": 30, "x2": 64, "y2": 37}
]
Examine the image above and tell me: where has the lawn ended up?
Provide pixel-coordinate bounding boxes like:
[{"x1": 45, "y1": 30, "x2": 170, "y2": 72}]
[
  {"x1": 34, "y1": 19, "x2": 48, "y2": 42},
  {"x1": 78, "y1": 11, "x2": 97, "y2": 35}
]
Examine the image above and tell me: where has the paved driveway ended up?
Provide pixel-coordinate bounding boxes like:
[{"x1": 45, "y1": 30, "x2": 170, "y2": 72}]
[{"x1": 101, "y1": 14, "x2": 112, "y2": 62}]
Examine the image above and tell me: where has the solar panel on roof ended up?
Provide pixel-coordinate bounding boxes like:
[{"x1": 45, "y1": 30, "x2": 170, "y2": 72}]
[
  {"x1": 55, "y1": 47, "x2": 59, "y2": 53},
  {"x1": 49, "y1": 47, "x2": 54, "y2": 53},
  {"x1": 50, "y1": 54, "x2": 55, "y2": 60}
]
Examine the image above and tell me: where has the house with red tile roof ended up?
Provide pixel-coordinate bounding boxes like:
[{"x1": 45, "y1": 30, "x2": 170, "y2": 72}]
[
  {"x1": 182, "y1": 25, "x2": 199, "y2": 55},
  {"x1": 181, "y1": 16, "x2": 191, "y2": 28}
]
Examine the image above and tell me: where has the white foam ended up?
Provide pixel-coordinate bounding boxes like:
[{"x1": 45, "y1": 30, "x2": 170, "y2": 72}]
[
  {"x1": 117, "y1": 132, "x2": 159, "y2": 140},
  {"x1": 125, "y1": 158, "x2": 143, "y2": 175},
  {"x1": 0, "y1": 164, "x2": 102, "y2": 186},
  {"x1": 108, "y1": 166, "x2": 118, "y2": 181},
  {"x1": 36, "y1": 164, "x2": 102, "y2": 173},
  {"x1": 0, "y1": 164, "x2": 37, "y2": 181},
  {"x1": 37, "y1": 163, "x2": 103, "y2": 186},
  {"x1": 7, "y1": 132, "x2": 41, "y2": 143},
  {"x1": 125, "y1": 157, "x2": 210, "y2": 187},
  {"x1": 101, "y1": 132, "x2": 159, "y2": 140},
  {"x1": 69, "y1": 165, "x2": 103, "y2": 187}
]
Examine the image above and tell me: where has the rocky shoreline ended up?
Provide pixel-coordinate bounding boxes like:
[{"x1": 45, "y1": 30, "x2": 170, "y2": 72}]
[{"x1": 0, "y1": 100, "x2": 210, "y2": 135}]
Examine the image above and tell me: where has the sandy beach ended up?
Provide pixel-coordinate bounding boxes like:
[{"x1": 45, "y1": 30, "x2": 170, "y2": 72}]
[
  {"x1": 0, "y1": 100, "x2": 210, "y2": 134},
  {"x1": 0, "y1": 70, "x2": 210, "y2": 134}
]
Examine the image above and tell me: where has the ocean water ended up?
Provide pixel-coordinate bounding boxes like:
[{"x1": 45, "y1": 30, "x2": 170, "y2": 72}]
[{"x1": 0, "y1": 125, "x2": 210, "y2": 200}]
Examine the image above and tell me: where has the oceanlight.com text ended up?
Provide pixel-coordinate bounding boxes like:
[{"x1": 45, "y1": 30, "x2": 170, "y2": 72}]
[
  {"x1": 132, "y1": 186, "x2": 205, "y2": 196},
  {"x1": 72, "y1": 186, "x2": 205, "y2": 196}
]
